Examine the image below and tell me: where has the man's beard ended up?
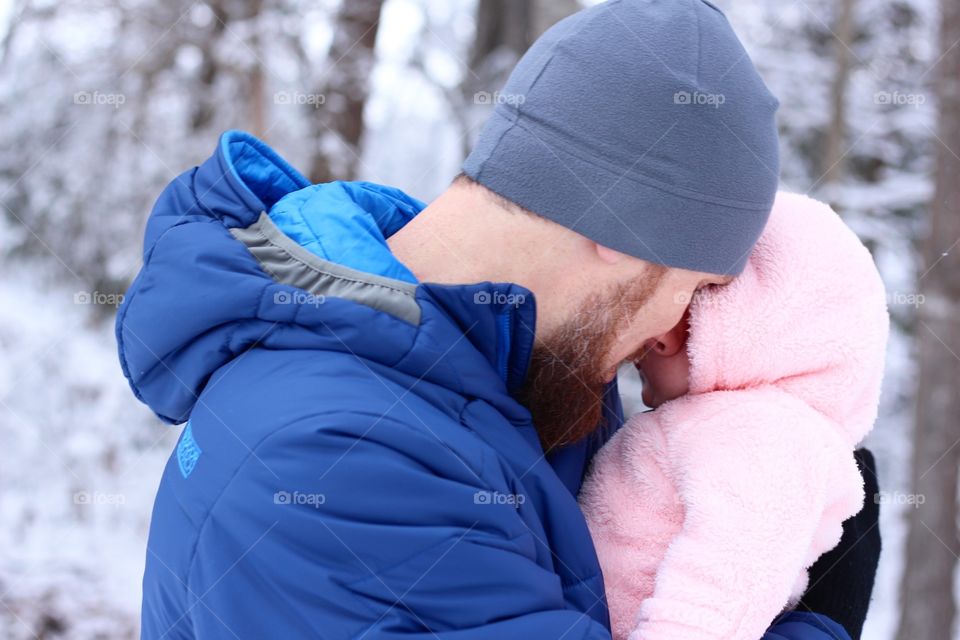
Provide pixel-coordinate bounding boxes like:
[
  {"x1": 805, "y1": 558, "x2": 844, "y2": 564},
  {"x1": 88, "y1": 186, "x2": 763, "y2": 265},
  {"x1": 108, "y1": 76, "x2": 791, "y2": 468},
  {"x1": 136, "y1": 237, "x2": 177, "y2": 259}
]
[{"x1": 516, "y1": 272, "x2": 665, "y2": 453}]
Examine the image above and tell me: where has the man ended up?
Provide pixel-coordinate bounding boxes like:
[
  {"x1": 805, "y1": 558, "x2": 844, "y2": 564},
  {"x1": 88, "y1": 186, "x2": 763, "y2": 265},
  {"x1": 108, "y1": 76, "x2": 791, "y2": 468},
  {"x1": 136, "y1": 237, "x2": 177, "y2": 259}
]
[{"x1": 118, "y1": 0, "x2": 880, "y2": 638}]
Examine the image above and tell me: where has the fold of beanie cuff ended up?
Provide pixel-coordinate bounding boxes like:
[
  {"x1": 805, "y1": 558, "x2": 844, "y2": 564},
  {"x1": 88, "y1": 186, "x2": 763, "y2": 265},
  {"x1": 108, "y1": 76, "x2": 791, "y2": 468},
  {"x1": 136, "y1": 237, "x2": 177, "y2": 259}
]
[{"x1": 463, "y1": 107, "x2": 774, "y2": 276}]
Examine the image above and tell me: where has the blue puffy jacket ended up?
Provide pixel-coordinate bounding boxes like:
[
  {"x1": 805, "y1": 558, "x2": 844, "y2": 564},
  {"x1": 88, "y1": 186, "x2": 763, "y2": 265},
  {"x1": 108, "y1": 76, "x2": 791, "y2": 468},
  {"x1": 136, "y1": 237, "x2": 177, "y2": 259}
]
[{"x1": 117, "y1": 131, "x2": 852, "y2": 640}]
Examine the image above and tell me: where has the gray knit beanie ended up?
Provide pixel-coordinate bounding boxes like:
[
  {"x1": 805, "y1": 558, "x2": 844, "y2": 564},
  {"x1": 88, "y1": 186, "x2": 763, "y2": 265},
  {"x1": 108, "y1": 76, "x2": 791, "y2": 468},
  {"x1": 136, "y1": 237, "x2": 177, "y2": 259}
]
[{"x1": 462, "y1": 0, "x2": 780, "y2": 275}]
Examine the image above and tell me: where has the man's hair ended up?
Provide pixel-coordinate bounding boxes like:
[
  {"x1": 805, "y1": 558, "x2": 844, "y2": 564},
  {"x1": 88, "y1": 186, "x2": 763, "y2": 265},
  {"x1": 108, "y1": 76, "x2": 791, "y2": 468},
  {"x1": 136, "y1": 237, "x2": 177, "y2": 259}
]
[{"x1": 452, "y1": 172, "x2": 539, "y2": 218}]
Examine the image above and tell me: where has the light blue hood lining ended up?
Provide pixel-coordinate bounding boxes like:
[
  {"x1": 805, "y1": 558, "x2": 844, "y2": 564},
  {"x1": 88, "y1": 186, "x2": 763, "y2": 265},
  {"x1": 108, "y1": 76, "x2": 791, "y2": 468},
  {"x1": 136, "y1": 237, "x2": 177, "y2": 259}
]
[
  {"x1": 215, "y1": 132, "x2": 428, "y2": 326},
  {"x1": 267, "y1": 181, "x2": 423, "y2": 284},
  {"x1": 220, "y1": 132, "x2": 310, "y2": 211},
  {"x1": 219, "y1": 131, "x2": 423, "y2": 285}
]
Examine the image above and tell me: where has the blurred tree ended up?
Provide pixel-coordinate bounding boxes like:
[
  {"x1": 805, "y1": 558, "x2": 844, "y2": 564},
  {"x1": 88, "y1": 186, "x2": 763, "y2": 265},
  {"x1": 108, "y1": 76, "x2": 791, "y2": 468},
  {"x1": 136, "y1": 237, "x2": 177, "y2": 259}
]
[
  {"x1": 820, "y1": 0, "x2": 858, "y2": 184},
  {"x1": 305, "y1": 0, "x2": 385, "y2": 183},
  {"x1": 248, "y1": 0, "x2": 267, "y2": 138},
  {"x1": 190, "y1": 0, "x2": 229, "y2": 132},
  {"x1": 0, "y1": 0, "x2": 318, "y2": 294},
  {"x1": 187, "y1": 0, "x2": 271, "y2": 137},
  {"x1": 462, "y1": 0, "x2": 532, "y2": 102},
  {"x1": 0, "y1": 0, "x2": 31, "y2": 68},
  {"x1": 465, "y1": 0, "x2": 578, "y2": 94},
  {"x1": 454, "y1": 0, "x2": 579, "y2": 158},
  {"x1": 532, "y1": 0, "x2": 581, "y2": 41},
  {"x1": 895, "y1": 0, "x2": 960, "y2": 636}
]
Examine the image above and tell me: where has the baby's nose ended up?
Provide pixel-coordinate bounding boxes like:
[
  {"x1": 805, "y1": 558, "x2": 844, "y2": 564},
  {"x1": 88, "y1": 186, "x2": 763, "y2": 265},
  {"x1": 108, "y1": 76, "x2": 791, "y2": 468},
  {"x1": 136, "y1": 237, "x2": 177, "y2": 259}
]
[
  {"x1": 648, "y1": 334, "x2": 683, "y2": 357},
  {"x1": 651, "y1": 314, "x2": 690, "y2": 357}
]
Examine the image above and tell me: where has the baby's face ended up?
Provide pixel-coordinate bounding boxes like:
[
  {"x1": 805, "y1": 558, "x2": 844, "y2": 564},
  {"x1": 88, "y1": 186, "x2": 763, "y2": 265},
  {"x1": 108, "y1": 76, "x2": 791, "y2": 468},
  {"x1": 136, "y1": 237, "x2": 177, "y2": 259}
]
[{"x1": 636, "y1": 312, "x2": 691, "y2": 408}]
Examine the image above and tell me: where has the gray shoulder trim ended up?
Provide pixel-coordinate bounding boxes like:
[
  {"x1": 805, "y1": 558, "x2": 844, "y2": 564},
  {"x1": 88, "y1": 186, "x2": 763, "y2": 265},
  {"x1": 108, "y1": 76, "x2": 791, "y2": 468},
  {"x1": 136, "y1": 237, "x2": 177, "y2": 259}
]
[{"x1": 231, "y1": 212, "x2": 421, "y2": 325}]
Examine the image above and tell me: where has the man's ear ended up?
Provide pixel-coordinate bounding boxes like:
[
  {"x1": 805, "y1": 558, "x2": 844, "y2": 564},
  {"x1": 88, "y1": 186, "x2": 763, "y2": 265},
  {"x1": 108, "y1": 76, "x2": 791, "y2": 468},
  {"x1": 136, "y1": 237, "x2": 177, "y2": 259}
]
[{"x1": 594, "y1": 242, "x2": 628, "y2": 265}]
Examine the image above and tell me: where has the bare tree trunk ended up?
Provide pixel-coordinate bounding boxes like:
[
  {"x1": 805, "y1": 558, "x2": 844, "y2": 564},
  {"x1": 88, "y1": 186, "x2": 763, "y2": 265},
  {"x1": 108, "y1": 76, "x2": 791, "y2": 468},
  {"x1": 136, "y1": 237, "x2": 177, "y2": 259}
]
[
  {"x1": 819, "y1": 0, "x2": 857, "y2": 186},
  {"x1": 456, "y1": 0, "x2": 579, "y2": 159},
  {"x1": 453, "y1": 0, "x2": 531, "y2": 158},
  {"x1": 466, "y1": 0, "x2": 532, "y2": 87},
  {"x1": 894, "y1": 0, "x2": 960, "y2": 636},
  {"x1": 532, "y1": 0, "x2": 580, "y2": 41},
  {"x1": 191, "y1": 0, "x2": 228, "y2": 133},
  {"x1": 248, "y1": 0, "x2": 266, "y2": 138},
  {"x1": 306, "y1": 0, "x2": 385, "y2": 184},
  {"x1": 249, "y1": 60, "x2": 266, "y2": 139},
  {"x1": 466, "y1": 0, "x2": 578, "y2": 87}
]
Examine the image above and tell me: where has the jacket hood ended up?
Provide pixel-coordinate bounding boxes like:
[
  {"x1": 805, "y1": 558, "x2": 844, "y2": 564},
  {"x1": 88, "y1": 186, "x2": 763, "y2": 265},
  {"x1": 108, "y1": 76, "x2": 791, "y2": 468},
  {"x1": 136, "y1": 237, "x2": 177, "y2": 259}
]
[
  {"x1": 686, "y1": 191, "x2": 889, "y2": 446},
  {"x1": 116, "y1": 131, "x2": 537, "y2": 426}
]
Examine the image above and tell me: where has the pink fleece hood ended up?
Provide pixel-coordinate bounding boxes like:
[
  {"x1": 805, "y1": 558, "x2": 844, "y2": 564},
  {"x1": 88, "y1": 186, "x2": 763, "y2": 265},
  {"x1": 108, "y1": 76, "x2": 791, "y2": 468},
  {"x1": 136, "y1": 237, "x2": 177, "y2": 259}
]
[{"x1": 686, "y1": 191, "x2": 889, "y2": 446}]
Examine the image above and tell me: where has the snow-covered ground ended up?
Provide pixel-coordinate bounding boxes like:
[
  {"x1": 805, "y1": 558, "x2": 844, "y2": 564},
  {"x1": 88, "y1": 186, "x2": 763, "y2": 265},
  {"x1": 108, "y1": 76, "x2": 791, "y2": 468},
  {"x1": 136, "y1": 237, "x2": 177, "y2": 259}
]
[{"x1": 0, "y1": 263, "x2": 178, "y2": 638}]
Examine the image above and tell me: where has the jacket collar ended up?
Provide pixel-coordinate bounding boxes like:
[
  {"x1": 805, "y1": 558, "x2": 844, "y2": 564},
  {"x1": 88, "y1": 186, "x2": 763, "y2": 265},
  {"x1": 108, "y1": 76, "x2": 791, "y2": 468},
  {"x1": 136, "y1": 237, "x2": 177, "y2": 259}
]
[{"x1": 416, "y1": 281, "x2": 537, "y2": 421}]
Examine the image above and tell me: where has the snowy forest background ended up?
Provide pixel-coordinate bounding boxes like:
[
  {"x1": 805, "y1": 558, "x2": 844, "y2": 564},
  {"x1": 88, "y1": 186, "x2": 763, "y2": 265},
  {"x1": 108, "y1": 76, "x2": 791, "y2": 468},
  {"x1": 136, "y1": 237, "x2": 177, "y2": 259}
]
[{"x1": 0, "y1": 0, "x2": 958, "y2": 638}]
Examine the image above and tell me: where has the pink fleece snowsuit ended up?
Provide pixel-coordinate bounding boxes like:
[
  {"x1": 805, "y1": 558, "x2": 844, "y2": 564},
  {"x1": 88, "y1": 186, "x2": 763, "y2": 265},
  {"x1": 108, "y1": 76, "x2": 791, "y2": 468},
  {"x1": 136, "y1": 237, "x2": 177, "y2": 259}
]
[{"x1": 579, "y1": 192, "x2": 889, "y2": 640}]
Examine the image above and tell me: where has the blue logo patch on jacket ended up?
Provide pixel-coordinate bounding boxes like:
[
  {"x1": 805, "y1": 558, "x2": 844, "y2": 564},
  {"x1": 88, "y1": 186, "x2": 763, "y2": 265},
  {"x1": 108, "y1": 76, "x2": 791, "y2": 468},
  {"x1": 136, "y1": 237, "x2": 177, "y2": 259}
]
[{"x1": 177, "y1": 421, "x2": 202, "y2": 478}]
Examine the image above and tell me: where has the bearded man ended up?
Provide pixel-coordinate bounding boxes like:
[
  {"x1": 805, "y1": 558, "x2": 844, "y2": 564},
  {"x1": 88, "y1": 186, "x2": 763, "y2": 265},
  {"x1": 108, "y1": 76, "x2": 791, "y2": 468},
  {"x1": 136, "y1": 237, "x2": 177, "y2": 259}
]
[{"x1": 119, "y1": 1, "x2": 880, "y2": 638}]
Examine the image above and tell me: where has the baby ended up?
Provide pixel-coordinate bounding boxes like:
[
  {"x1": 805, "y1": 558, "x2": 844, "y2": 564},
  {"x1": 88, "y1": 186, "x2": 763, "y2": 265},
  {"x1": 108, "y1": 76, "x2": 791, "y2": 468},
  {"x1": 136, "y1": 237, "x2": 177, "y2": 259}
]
[{"x1": 579, "y1": 192, "x2": 889, "y2": 640}]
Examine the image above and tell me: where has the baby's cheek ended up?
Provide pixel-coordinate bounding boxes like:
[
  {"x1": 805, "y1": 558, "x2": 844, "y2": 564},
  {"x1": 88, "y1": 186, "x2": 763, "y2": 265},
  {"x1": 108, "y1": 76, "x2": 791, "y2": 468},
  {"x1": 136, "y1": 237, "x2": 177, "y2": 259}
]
[
  {"x1": 660, "y1": 353, "x2": 691, "y2": 401},
  {"x1": 678, "y1": 353, "x2": 692, "y2": 396}
]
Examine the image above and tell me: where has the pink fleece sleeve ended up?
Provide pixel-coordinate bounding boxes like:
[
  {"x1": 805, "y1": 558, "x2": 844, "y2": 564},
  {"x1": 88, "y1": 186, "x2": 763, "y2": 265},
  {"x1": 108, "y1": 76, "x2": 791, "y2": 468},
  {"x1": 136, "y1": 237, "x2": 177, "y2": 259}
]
[{"x1": 626, "y1": 389, "x2": 864, "y2": 640}]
